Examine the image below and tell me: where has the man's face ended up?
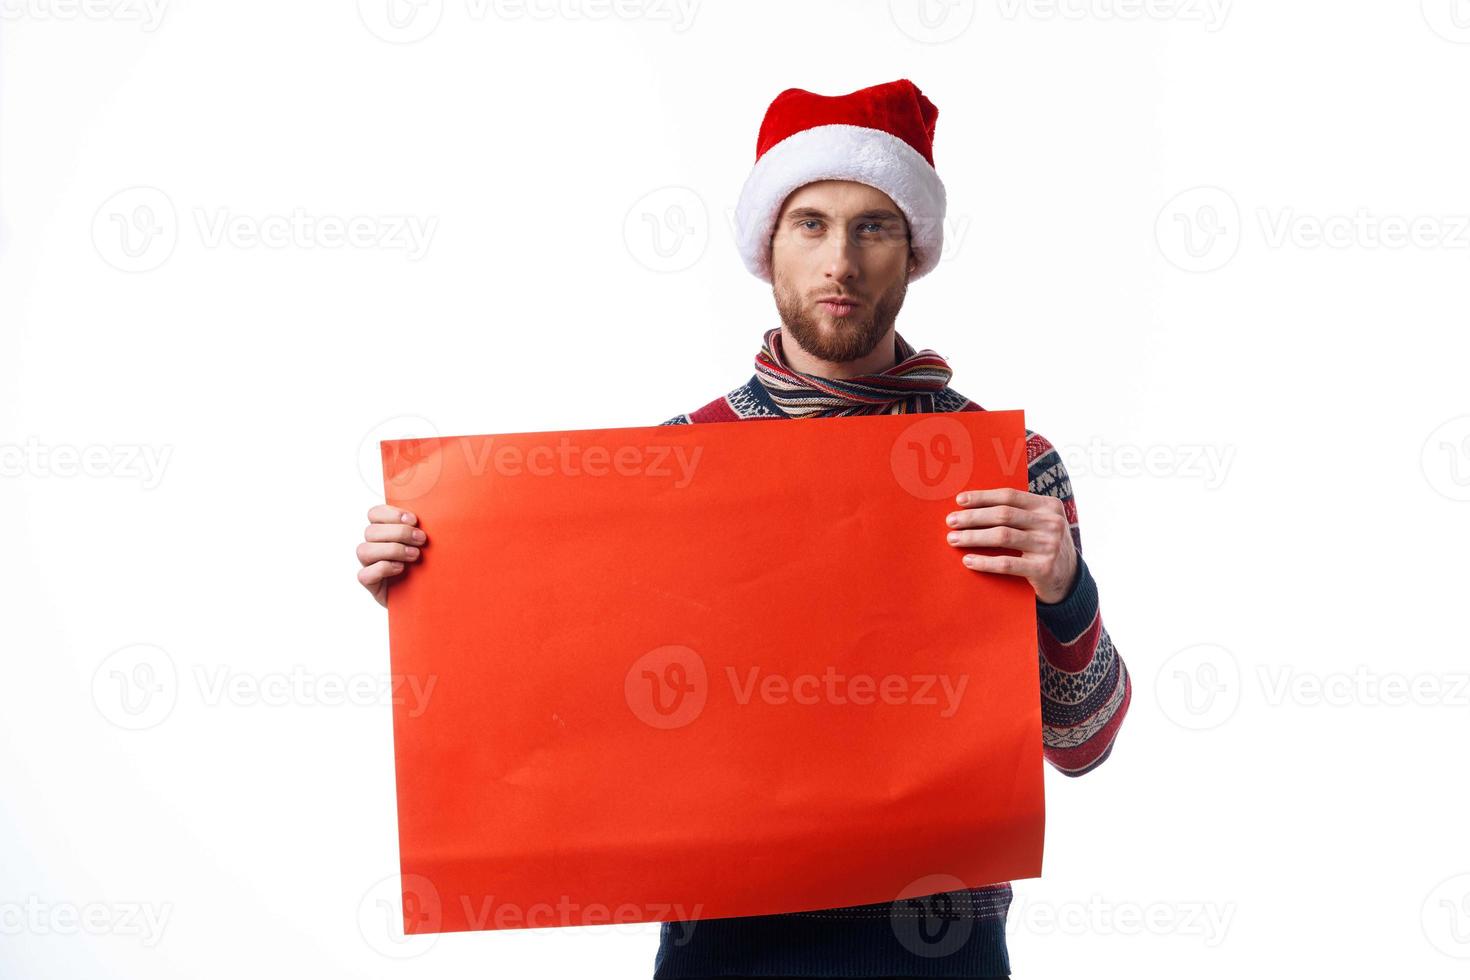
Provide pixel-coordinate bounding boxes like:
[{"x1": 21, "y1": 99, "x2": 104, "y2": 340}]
[{"x1": 769, "y1": 179, "x2": 917, "y2": 364}]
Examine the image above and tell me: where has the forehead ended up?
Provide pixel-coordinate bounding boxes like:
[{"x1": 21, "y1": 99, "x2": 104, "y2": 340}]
[{"x1": 778, "y1": 179, "x2": 902, "y2": 219}]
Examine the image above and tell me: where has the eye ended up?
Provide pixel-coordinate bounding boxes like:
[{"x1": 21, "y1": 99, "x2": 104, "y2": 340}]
[
  {"x1": 858, "y1": 222, "x2": 883, "y2": 234},
  {"x1": 799, "y1": 219, "x2": 823, "y2": 232}
]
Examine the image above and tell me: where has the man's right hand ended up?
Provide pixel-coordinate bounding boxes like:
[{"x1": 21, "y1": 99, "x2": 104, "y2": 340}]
[{"x1": 357, "y1": 504, "x2": 427, "y2": 608}]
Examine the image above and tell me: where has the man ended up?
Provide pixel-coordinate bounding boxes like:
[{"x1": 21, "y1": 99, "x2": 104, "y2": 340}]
[{"x1": 357, "y1": 79, "x2": 1130, "y2": 980}]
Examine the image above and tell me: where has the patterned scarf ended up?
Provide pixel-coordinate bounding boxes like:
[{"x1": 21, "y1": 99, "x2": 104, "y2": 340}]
[{"x1": 753, "y1": 326, "x2": 955, "y2": 419}]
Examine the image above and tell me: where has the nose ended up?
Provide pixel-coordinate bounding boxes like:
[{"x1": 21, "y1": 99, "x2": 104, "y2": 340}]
[{"x1": 824, "y1": 231, "x2": 861, "y2": 284}]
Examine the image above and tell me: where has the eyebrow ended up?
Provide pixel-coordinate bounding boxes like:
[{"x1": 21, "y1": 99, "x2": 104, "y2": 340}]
[{"x1": 784, "y1": 206, "x2": 903, "y2": 223}]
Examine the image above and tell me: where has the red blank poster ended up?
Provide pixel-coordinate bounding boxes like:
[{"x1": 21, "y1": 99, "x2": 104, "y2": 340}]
[{"x1": 380, "y1": 409, "x2": 1044, "y2": 935}]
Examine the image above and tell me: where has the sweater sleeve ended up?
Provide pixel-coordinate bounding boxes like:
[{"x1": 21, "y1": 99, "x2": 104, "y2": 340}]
[{"x1": 1026, "y1": 430, "x2": 1131, "y2": 777}]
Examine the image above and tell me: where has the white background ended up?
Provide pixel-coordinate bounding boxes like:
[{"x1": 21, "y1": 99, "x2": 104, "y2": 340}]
[{"x1": 3, "y1": 1, "x2": 1469, "y2": 977}]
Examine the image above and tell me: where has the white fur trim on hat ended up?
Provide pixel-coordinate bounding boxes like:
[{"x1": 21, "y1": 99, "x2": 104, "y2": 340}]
[{"x1": 734, "y1": 123, "x2": 947, "y2": 284}]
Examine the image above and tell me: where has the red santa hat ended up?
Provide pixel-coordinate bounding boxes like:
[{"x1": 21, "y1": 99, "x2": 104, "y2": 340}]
[{"x1": 734, "y1": 78, "x2": 947, "y2": 284}]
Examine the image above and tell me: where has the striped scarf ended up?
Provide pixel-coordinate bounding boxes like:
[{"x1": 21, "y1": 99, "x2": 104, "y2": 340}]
[{"x1": 753, "y1": 326, "x2": 955, "y2": 419}]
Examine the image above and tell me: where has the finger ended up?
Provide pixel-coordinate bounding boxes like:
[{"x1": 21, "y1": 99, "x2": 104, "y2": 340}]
[
  {"x1": 947, "y1": 503, "x2": 1050, "y2": 531},
  {"x1": 946, "y1": 525, "x2": 1041, "y2": 551},
  {"x1": 357, "y1": 541, "x2": 422, "y2": 567},
  {"x1": 367, "y1": 504, "x2": 418, "y2": 526},
  {"x1": 357, "y1": 559, "x2": 405, "y2": 586},
  {"x1": 365, "y1": 522, "x2": 427, "y2": 545},
  {"x1": 961, "y1": 552, "x2": 1039, "y2": 577},
  {"x1": 954, "y1": 487, "x2": 1034, "y2": 509}
]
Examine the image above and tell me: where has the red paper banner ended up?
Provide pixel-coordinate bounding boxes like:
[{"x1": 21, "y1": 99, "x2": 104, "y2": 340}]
[{"x1": 381, "y1": 409, "x2": 1044, "y2": 935}]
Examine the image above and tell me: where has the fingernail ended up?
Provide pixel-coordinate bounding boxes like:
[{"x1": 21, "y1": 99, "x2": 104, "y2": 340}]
[
  {"x1": 946, "y1": 513, "x2": 959, "y2": 526},
  {"x1": 411, "y1": 529, "x2": 426, "y2": 543},
  {"x1": 947, "y1": 532, "x2": 960, "y2": 544},
  {"x1": 405, "y1": 547, "x2": 420, "y2": 559},
  {"x1": 401, "y1": 512, "x2": 416, "y2": 524}
]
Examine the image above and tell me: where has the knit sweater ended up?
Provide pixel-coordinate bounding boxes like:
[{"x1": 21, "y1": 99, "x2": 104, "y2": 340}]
[{"x1": 649, "y1": 374, "x2": 1132, "y2": 979}]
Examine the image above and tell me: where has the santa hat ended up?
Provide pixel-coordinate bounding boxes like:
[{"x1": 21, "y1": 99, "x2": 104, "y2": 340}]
[{"x1": 734, "y1": 78, "x2": 947, "y2": 284}]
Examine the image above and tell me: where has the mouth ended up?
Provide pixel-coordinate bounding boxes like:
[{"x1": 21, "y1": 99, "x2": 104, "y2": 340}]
[{"x1": 817, "y1": 298, "x2": 860, "y2": 317}]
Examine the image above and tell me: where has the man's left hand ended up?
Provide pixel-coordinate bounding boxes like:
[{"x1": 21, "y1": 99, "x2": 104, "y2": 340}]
[{"x1": 945, "y1": 487, "x2": 1078, "y2": 603}]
